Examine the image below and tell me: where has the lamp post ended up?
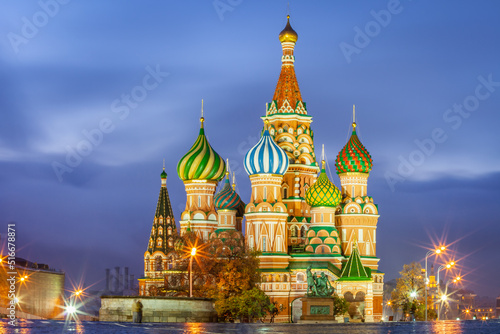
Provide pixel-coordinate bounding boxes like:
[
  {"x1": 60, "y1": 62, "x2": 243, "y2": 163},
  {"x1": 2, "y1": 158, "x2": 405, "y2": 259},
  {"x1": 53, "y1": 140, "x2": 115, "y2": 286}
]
[
  {"x1": 189, "y1": 247, "x2": 196, "y2": 298},
  {"x1": 425, "y1": 246, "x2": 446, "y2": 321},
  {"x1": 436, "y1": 261, "x2": 455, "y2": 320}
]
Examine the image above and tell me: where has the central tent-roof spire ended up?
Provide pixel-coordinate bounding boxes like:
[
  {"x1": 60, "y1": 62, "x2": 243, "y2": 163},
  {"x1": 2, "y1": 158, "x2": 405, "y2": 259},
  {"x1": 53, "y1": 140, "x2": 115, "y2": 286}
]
[{"x1": 268, "y1": 15, "x2": 306, "y2": 116}]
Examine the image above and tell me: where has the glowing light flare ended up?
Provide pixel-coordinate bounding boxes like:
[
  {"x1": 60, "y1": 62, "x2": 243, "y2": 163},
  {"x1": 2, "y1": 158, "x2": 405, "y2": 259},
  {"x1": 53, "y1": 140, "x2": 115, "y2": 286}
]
[
  {"x1": 410, "y1": 291, "x2": 417, "y2": 298},
  {"x1": 191, "y1": 247, "x2": 197, "y2": 256},
  {"x1": 18, "y1": 274, "x2": 29, "y2": 284},
  {"x1": 440, "y1": 295, "x2": 447, "y2": 301},
  {"x1": 66, "y1": 306, "x2": 77, "y2": 314},
  {"x1": 445, "y1": 261, "x2": 455, "y2": 269},
  {"x1": 66, "y1": 276, "x2": 99, "y2": 300}
]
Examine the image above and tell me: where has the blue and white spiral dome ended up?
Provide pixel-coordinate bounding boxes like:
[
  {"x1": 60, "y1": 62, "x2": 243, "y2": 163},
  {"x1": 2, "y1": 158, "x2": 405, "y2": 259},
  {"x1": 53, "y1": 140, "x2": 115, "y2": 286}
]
[{"x1": 244, "y1": 129, "x2": 289, "y2": 176}]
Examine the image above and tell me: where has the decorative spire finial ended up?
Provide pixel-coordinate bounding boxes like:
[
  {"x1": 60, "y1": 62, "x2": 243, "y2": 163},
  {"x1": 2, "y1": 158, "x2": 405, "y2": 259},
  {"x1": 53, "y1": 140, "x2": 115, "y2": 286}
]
[
  {"x1": 264, "y1": 118, "x2": 270, "y2": 130},
  {"x1": 352, "y1": 104, "x2": 357, "y2": 130},
  {"x1": 232, "y1": 172, "x2": 236, "y2": 190},
  {"x1": 225, "y1": 158, "x2": 229, "y2": 178},
  {"x1": 200, "y1": 99, "x2": 204, "y2": 128},
  {"x1": 321, "y1": 144, "x2": 325, "y2": 168},
  {"x1": 163, "y1": 158, "x2": 165, "y2": 170}
]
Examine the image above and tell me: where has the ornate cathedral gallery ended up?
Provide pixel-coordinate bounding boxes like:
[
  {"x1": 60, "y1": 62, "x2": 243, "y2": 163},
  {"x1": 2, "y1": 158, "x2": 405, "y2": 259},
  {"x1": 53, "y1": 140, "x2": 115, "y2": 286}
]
[{"x1": 138, "y1": 16, "x2": 383, "y2": 322}]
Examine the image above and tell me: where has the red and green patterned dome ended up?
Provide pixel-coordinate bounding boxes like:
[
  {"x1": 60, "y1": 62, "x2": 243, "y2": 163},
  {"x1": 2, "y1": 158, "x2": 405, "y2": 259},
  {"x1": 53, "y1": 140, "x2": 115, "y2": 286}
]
[
  {"x1": 335, "y1": 125, "x2": 372, "y2": 174},
  {"x1": 305, "y1": 163, "x2": 341, "y2": 208},
  {"x1": 214, "y1": 175, "x2": 242, "y2": 210}
]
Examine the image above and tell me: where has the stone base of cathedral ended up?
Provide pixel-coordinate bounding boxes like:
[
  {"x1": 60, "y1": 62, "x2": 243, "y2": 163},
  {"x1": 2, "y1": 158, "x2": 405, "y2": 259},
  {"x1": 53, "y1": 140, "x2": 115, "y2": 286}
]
[{"x1": 297, "y1": 296, "x2": 339, "y2": 323}]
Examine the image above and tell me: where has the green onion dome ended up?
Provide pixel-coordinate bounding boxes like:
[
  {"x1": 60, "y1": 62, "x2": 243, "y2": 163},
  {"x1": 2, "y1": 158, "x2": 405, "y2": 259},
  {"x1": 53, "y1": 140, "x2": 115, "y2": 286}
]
[
  {"x1": 160, "y1": 169, "x2": 167, "y2": 179},
  {"x1": 305, "y1": 162, "x2": 341, "y2": 208},
  {"x1": 214, "y1": 175, "x2": 242, "y2": 210},
  {"x1": 177, "y1": 119, "x2": 225, "y2": 181},
  {"x1": 335, "y1": 124, "x2": 372, "y2": 174}
]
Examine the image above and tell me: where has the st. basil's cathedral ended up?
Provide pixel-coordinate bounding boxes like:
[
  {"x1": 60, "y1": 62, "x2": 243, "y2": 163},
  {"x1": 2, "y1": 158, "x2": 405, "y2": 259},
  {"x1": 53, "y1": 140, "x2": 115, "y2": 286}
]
[{"x1": 138, "y1": 16, "x2": 384, "y2": 322}]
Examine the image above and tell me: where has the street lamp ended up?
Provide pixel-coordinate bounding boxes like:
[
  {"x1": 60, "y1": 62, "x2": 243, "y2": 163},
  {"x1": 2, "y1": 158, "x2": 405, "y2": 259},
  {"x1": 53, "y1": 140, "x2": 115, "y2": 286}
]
[
  {"x1": 436, "y1": 261, "x2": 455, "y2": 320},
  {"x1": 189, "y1": 247, "x2": 196, "y2": 298},
  {"x1": 73, "y1": 289, "x2": 84, "y2": 299},
  {"x1": 425, "y1": 246, "x2": 446, "y2": 321},
  {"x1": 437, "y1": 261, "x2": 455, "y2": 287}
]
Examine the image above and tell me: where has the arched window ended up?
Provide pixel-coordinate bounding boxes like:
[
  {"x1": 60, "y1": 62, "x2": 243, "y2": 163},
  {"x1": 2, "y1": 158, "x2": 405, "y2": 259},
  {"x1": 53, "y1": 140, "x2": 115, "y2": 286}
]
[
  {"x1": 291, "y1": 226, "x2": 298, "y2": 237},
  {"x1": 355, "y1": 291, "x2": 365, "y2": 302},
  {"x1": 300, "y1": 225, "x2": 307, "y2": 238},
  {"x1": 155, "y1": 256, "x2": 163, "y2": 271},
  {"x1": 344, "y1": 292, "x2": 354, "y2": 302},
  {"x1": 283, "y1": 187, "x2": 288, "y2": 199}
]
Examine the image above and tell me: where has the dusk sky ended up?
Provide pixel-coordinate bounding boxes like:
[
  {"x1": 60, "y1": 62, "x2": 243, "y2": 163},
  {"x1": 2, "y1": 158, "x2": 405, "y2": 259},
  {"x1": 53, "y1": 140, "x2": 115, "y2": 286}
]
[{"x1": 1, "y1": 1, "x2": 499, "y2": 297}]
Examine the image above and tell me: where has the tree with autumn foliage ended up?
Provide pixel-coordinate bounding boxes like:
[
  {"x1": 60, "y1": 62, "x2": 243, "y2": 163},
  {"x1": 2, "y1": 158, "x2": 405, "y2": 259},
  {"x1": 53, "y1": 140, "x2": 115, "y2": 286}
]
[
  {"x1": 390, "y1": 262, "x2": 435, "y2": 321},
  {"x1": 202, "y1": 230, "x2": 274, "y2": 322},
  {"x1": 163, "y1": 230, "x2": 274, "y2": 322}
]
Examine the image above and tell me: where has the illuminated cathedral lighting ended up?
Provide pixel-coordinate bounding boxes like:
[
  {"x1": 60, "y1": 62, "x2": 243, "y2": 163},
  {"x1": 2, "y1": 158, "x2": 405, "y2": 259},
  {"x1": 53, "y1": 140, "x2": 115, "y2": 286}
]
[{"x1": 138, "y1": 15, "x2": 383, "y2": 322}]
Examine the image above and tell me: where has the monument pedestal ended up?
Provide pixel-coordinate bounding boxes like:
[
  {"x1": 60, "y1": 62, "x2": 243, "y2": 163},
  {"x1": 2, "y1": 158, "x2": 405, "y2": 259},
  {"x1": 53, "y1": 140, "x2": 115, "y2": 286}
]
[{"x1": 298, "y1": 297, "x2": 338, "y2": 324}]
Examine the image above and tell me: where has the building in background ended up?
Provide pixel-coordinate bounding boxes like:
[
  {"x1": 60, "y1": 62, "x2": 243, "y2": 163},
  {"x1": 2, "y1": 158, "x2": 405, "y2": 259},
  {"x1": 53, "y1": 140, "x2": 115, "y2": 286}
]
[
  {"x1": 456, "y1": 290, "x2": 476, "y2": 320},
  {"x1": 0, "y1": 258, "x2": 65, "y2": 319},
  {"x1": 496, "y1": 296, "x2": 500, "y2": 318}
]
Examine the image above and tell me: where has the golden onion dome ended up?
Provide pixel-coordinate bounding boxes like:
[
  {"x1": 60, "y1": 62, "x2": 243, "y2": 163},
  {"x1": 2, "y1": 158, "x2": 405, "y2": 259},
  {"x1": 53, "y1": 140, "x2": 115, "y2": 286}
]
[{"x1": 279, "y1": 15, "x2": 298, "y2": 43}]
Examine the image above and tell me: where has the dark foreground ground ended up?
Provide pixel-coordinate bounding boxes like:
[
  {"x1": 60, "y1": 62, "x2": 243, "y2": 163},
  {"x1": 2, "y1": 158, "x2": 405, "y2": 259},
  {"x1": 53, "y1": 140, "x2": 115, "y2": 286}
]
[{"x1": 1, "y1": 319, "x2": 499, "y2": 333}]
